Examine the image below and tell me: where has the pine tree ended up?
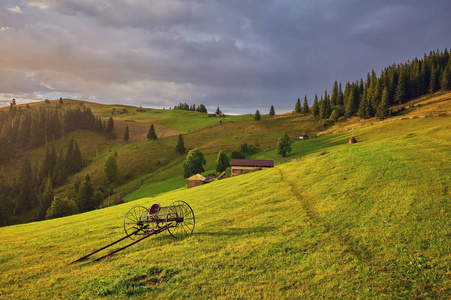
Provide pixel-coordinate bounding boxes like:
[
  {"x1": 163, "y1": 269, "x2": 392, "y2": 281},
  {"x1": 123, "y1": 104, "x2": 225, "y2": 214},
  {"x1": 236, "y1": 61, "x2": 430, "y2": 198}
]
[
  {"x1": 395, "y1": 69, "x2": 408, "y2": 104},
  {"x1": 123, "y1": 125, "x2": 130, "y2": 142},
  {"x1": 358, "y1": 96, "x2": 371, "y2": 119},
  {"x1": 441, "y1": 67, "x2": 451, "y2": 90},
  {"x1": 76, "y1": 174, "x2": 94, "y2": 213},
  {"x1": 312, "y1": 94, "x2": 319, "y2": 117},
  {"x1": 376, "y1": 87, "x2": 389, "y2": 119},
  {"x1": 301, "y1": 96, "x2": 309, "y2": 114},
  {"x1": 277, "y1": 132, "x2": 292, "y2": 157},
  {"x1": 175, "y1": 134, "x2": 186, "y2": 154},
  {"x1": 331, "y1": 81, "x2": 339, "y2": 106},
  {"x1": 106, "y1": 117, "x2": 116, "y2": 139},
  {"x1": 37, "y1": 177, "x2": 53, "y2": 220},
  {"x1": 254, "y1": 110, "x2": 261, "y2": 120},
  {"x1": 294, "y1": 98, "x2": 301, "y2": 113},
  {"x1": 429, "y1": 64, "x2": 439, "y2": 93},
  {"x1": 65, "y1": 138, "x2": 83, "y2": 175},
  {"x1": 345, "y1": 84, "x2": 359, "y2": 117},
  {"x1": 104, "y1": 156, "x2": 118, "y2": 183},
  {"x1": 215, "y1": 106, "x2": 222, "y2": 115},
  {"x1": 338, "y1": 82, "x2": 344, "y2": 106},
  {"x1": 53, "y1": 150, "x2": 67, "y2": 187},
  {"x1": 183, "y1": 149, "x2": 206, "y2": 178},
  {"x1": 18, "y1": 158, "x2": 33, "y2": 213},
  {"x1": 215, "y1": 151, "x2": 229, "y2": 173},
  {"x1": 147, "y1": 124, "x2": 157, "y2": 140},
  {"x1": 269, "y1": 105, "x2": 275, "y2": 116},
  {"x1": 40, "y1": 144, "x2": 57, "y2": 181}
]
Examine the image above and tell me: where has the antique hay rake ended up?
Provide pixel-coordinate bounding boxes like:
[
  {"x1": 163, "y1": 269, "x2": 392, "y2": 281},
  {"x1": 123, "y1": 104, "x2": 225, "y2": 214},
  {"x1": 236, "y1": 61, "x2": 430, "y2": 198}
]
[{"x1": 70, "y1": 201, "x2": 195, "y2": 264}]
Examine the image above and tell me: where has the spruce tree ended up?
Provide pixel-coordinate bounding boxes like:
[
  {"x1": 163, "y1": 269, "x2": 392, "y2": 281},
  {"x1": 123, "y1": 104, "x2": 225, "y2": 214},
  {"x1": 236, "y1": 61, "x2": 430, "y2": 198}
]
[
  {"x1": 37, "y1": 177, "x2": 53, "y2": 220},
  {"x1": 269, "y1": 105, "x2": 275, "y2": 116},
  {"x1": 18, "y1": 158, "x2": 33, "y2": 213},
  {"x1": 216, "y1": 151, "x2": 229, "y2": 173},
  {"x1": 312, "y1": 94, "x2": 319, "y2": 117},
  {"x1": 338, "y1": 82, "x2": 344, "y2": 106},
  {"x1": 395, "y1": 69, "x2": 408, "y2": 104},
  {"x1": 254, "y1": 110, "x2": 261, "y2": 120},
  {"x1": 294, "y1": 98, "x2": 301, "y2": 113},
  {"x1": 104, "y1": 156, "x2": 118, "y2": 183},
  {"x1": 53, "y1": 150, "x2": 67, "y2": 187},
  {"x1": 175, "y1": 134, "x2": 186, "y2": 154},
  {"x1": 331, "y1": 81, "x2": 339, "y2": 106},
  {"x1": 301, "y1": 96, "x2": 309, "y2": 114},
  {"x1": 376, "y1": 88, "x2": 389, "y2": 119},
  {"x1": 76, "y1": 174, "x2": 94, "y2": 213},
  {"x1": 123, "y1": 125, "x2": 130, "y2": 142},
  {"x1": 215, "y1": 106, "x2": 222, "y2": 115},
  {"x1": 147, "y1": 124, "x2": 157, "y2": 140},
  {"x1": 106, "y1": 117, "x2": 116, "y2": 139},
  {"x1": 65, "y1": 138, "x2": 82, "y2": 175},
  {"x1": 358, "y1": 97, "x2": 371, "y2": 119},
  {"x1": 441, "y1": 67, "x2": 451, "y2": 90}
]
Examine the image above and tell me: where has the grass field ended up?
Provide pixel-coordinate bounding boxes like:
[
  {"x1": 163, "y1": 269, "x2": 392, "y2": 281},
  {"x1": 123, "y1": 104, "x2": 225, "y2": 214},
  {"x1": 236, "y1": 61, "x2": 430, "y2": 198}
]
[{"x1": 1, "y1": 114, "x2": 450, "y2": 299}]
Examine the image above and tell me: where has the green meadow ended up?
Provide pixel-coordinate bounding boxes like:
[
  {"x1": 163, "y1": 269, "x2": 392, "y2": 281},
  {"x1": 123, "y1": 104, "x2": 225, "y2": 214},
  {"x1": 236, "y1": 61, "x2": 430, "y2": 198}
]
[{"x1": 1, "y1": 113, "x2": 450, "y2": 298}]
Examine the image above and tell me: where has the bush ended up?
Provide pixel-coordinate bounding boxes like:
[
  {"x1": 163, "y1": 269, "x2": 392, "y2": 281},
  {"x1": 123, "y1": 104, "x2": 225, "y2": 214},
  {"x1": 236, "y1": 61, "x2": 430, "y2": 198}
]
[
  {"x1": 46, "y1": 197, "x2": 79, "y2": 219},
  {"x1": 231, "y1": 150, "x2": 245, "y2": 159}
]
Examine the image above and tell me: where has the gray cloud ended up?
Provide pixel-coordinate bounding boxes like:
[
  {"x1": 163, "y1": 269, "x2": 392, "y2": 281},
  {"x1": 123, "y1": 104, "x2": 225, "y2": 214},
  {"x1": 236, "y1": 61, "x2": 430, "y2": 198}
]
[{"x1": 0, "y1": 0, "x2": 450, "y2": 113}]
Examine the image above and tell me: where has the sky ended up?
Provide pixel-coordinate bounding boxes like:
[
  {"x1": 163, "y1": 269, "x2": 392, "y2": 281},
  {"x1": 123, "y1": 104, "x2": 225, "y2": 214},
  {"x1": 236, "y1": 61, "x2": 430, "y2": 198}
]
[{"x1": 1, "y1": 1, "x2": 451, "y2": 114}]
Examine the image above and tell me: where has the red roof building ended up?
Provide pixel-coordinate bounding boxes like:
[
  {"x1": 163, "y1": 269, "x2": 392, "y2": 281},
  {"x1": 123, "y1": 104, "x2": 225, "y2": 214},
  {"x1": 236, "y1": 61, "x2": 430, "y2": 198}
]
[{"x1": 230, "y1": 159, "x2": 274, "y2": 177}]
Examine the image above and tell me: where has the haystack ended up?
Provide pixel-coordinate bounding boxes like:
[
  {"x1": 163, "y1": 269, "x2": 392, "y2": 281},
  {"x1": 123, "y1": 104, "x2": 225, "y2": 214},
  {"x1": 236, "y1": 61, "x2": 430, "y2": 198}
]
[{"x1": 349, "y1": 136, "x2": 357, "y2": 144}]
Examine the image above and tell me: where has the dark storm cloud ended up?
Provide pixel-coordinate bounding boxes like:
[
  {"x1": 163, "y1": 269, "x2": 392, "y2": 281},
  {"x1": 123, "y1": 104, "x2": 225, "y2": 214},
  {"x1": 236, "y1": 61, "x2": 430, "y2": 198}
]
[{"x1": 1, "y1": 0, "x2": 450, "y2": 112}]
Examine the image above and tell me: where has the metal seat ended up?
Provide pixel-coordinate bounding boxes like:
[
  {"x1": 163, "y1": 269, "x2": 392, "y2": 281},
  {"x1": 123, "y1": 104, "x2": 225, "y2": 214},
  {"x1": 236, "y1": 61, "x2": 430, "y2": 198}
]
[{"x1": 148, "y1": 203, "x2": 160, "y2": 216}]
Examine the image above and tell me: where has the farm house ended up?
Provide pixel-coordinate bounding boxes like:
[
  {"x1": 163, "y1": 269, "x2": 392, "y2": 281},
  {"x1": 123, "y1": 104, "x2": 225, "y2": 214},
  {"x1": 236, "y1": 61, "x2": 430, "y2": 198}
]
[{"x1": 230, "y1": 159, "x2": 274, "y2": 177}]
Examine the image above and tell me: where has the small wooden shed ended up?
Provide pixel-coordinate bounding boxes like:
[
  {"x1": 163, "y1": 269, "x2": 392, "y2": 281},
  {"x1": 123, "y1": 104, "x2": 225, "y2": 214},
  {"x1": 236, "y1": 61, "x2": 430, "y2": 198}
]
[
  {"x1": 187, "y1": 174, "x2": 206, "y2": 188},
  {"x1": 299, "y1": 133, "x2": 309, "y2": 140}
]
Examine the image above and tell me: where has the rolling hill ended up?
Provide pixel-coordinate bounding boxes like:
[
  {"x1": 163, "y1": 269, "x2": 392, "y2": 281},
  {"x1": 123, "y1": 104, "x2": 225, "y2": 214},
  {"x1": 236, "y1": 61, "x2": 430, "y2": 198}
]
[{"x1": 0, "y1": 100, "x2": 450, "y2": 298}]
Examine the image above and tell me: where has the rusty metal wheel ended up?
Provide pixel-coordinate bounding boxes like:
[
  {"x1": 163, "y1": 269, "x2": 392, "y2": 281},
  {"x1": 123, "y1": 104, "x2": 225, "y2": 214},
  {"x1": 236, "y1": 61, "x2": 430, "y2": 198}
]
[
  {"x1": 165, "y1": 201, "x2": 195, "y2": 238},
  {"x1": 124, "y1": 206, "x2": 151, "y2": 240}
]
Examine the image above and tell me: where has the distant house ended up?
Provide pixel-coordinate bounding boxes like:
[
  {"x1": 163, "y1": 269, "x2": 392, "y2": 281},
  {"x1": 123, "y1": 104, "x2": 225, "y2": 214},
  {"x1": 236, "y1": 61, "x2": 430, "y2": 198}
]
[
  {"x1": 230, "y1": 159, "x2": 274, "y2": 177},
  {"x1": 217, "y1": 114, "x2": 226, "y2": 118},
  {"x1": 136, "y1": 107, "x2": 147, "y2": 113},
  {"x1": 187, "y1": 174, "x2": 206, "y2": 188},
  {"x1": 208, "y1": 114, "x2": 216, "y2": 117},
  {"x1": 299, "y1": 133, "x2": 309, "y2": 140}
]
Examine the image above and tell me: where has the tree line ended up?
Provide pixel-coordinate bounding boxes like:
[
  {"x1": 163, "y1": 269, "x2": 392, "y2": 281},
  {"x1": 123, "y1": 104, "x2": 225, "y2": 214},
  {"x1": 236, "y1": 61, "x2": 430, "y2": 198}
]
[
  {"x1": 172, "y1": 102, "x2": 208, "y2": 113},
  {"x1": 0, "y1": 103, "x2": 117, "y2": 165},
  {"x1": 292, "y1": 48, "x2": 451, "y2": 120}
]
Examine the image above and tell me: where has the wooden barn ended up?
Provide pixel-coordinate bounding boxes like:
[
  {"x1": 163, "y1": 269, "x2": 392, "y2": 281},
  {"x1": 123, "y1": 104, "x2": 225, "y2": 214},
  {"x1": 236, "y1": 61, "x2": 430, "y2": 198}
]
[
  {"x1": 187, "y1": 174, "x2": 206, "y2": 188},
  {"x1": 230, "y1": 159, "x2": 274, "y2": 177}
]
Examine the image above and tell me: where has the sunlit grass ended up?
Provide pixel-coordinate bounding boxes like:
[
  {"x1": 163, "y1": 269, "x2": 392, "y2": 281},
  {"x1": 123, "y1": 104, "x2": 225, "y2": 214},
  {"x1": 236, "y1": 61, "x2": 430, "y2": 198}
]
[{"x1": 1, "y1": 114, "x2": 450, "y2": 299}]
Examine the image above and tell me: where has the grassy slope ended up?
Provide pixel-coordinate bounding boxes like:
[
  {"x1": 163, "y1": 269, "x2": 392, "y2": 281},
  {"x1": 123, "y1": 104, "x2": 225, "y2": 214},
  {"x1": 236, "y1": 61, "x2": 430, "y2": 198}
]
[{"x1": 1, "y1": 115, "x2": 450, "y2": 299}]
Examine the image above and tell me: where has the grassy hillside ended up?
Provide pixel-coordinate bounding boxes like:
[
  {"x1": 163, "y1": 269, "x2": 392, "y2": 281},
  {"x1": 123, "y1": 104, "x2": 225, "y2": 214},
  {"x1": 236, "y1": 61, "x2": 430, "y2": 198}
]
[{"x1": 1, "y1": 114, "x2": 449, "y2": 299}]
